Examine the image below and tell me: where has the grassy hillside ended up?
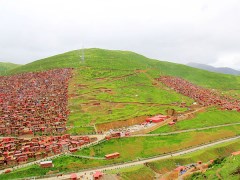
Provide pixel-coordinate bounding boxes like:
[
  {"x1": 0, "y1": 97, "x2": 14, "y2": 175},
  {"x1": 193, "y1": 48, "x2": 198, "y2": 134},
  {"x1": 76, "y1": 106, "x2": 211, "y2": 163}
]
[
  {"x1": 0, "y1": 62, "x2": 21, "y2": 75},
  {"x1": 67, "y1": 67, "x2": 191, "y2": 134},
  {"x1": 6, "y1": 48, "x2": 240, "y2": 91},
  {"x1": 4, "y1": 48, "x2": 240, "y2": 134},
  {"x1": 75, "y1": 125, "x2": 240, "y2": 161},
  {"x1": 151, "y1": 107, "x2": 240, "y2": 134},
  {"x1": 188, "y1": 155, "x2": 240, "y2": 180}
]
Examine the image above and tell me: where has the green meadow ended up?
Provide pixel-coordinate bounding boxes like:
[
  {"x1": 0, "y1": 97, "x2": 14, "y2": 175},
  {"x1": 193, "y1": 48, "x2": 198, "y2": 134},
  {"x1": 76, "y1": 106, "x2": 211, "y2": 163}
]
[{"x1": 151, "y1": 108, "x2": 240, "y2": 134}]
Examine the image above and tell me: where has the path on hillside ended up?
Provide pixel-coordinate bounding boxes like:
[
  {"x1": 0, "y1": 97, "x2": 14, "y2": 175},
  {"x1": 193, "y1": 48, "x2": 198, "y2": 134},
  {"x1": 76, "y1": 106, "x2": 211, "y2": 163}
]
[
  {"x1": 131, "y1": 122, "x2": 240, "y2": 137},
  {"x1": 39, "y1": 135, "x2": 240, "y2": 180}
]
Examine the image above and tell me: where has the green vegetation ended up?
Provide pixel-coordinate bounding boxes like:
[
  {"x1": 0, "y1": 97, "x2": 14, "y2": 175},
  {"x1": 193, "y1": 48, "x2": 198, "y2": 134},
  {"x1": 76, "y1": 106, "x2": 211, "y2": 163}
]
[
  {"x1": 147, "y1": 139, "x2": 240, "y2": 174},
  {"x1": 75, "y1": 125, "x2": 240, "y2": 161},
  {"x1": 107, "y1": 139, "x2": 240, "y2": 180},
  {"x1": 187, "y1": 155, "x2": 240, "y2": 180},
  {"x1": 106, "y1": 164, "x2": 155, "y2": 180},
  {"x1": 6, "y1": 48, "x2": 240, "y2": 91},
  {"x1": 1, "y1": 134, "x2": 240, "y2": 180},
  {"x1": 151, "y1": 108, "x2": 240, "y2": 134},
  {"x1": 3, "y1": 48, "x2": 240, "y2": 134},
  {"x1": 1, "y1": 49, "x2": 240, "y2": 179},
  {"x1": 67, "y1": 67, "x2": 191, "y2": 133},
  {"x1": 0, "y1": 62, "x2": 21, "y2": 75},
  {"x1": 120, "y1": 166, "x2": 155, "y2": 180}
]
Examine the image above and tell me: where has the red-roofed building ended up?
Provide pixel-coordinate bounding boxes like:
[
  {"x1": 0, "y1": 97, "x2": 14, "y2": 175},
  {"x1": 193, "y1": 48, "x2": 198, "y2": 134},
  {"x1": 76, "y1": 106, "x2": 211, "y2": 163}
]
[
  {"x1": 146, "y1": 115, "x2": 168, "y2": 123},
  {"x1": 93, "y1": 171, "x2": 103, "y2": 180},
  {"x1": 174, "y1": 166, "x2": 185, "y2": 172},
  {"x1": 105, "y1": 152, "x2": 120, "y2": 160},
  {"x1": 70, "y1": 173, "x2": 77, "y2": 180},
  {"x1": 168, "y1": 122, "x2": 176, "y2": 126},
  {"x1": 232, "y1": 151, "x2": 240, "y2": 156}
]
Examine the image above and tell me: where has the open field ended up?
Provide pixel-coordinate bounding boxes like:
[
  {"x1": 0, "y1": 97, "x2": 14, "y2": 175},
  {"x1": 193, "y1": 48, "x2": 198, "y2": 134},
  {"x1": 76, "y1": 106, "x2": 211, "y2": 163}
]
[
  {"x1": 151, "y1": 107, "x2": 240, "y2": 134},
  {"x1": 75, "y1": 125, "x2": 240, "y2": 160}
]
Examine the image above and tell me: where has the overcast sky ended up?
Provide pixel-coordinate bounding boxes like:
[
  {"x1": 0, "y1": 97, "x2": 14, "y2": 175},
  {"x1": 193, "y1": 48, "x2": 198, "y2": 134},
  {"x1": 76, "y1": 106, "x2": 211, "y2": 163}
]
[{"x1": 0, "y1": 0, "x2": 240, "y2": 69}]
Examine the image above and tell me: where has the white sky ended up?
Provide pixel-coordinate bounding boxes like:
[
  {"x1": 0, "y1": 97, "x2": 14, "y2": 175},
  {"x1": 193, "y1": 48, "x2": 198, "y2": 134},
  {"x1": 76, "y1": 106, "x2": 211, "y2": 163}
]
[{"x1": 0, "y1": 0, "x2": 240, "y2": 69}]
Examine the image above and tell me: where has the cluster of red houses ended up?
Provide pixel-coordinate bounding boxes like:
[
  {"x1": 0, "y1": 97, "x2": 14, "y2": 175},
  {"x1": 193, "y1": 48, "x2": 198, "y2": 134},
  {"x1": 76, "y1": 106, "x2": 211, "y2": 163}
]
[
  {"x1": 0, "y1": 134, "x2": 92, "y2": 167},
  {"x1": 0, "y1": 68, "x2": 72, "y2": 136},
  {"x1": 158, "y1": 76, "x2": 240, "y2": 111}
]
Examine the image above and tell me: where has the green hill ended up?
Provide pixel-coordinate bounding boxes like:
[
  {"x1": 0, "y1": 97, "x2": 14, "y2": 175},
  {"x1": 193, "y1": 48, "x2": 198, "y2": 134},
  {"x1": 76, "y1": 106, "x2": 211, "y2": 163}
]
[
  {"x1": 7, "y1": 48, "x2": 240, "y2": 90},
  {"x1": 4, "y1": 48, "x2": 240, "y2": 134},
  {"x1": 0, "y1": 62, "x2": 21, "y2": 75},
  {"x1": 1, "y1": 48, "x2": 240, "y2": 179}
]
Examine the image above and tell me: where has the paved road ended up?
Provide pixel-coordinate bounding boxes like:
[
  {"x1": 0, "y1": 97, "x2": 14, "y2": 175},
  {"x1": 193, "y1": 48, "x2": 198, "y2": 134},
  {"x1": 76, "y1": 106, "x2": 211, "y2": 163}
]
[
  {"x1": 40, "y1": 135, "x2": 240, "y2": 180},
  {"x1": 132, "y1": 122, "x2": 240, "y2": 137}
]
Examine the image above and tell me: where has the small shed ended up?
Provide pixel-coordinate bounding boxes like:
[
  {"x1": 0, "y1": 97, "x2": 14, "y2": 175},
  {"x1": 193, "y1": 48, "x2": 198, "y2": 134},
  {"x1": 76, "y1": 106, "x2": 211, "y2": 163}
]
[
  {"x1": 69, "y1": 148, "x2": 78, "y2": 153},
  {"x1": 168, "y1": 122, "x2": 176, "y2": 126},
  {"x1": 40, "y1": 160, "x2": 53, "y2": 168}
]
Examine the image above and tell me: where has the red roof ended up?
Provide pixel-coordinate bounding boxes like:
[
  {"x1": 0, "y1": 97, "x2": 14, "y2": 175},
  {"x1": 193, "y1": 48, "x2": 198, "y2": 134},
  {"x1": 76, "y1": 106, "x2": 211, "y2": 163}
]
[
  {"x1": 232, "y1": 151, "x2": 240, "y2": 156},
  {"x1": 168, "y1": 122, "x2": 175, "y2": 125},
  {"x1": 174, "y1": 166, "x2": 185, "y2": 172},
  {"x1": 93, "y1": 171, "x2": 103, "y2": 178},
  {"x1": 105, "y1": 152, "x2": 120, "y2": 158},
  {"x1": 146, "y1": 115, "x2": 168, "y2": 122},
  {"x1": 70, "y1": 173, "x2": 77, "y2": 179}
]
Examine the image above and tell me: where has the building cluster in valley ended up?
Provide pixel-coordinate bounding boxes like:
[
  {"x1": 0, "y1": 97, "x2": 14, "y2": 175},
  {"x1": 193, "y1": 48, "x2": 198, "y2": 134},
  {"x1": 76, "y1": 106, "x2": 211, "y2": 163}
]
[
  {"x1": 0, "y1": 69, "x2": 72, "y2": 136},
  {"x1": 158, "y1": 76, "x2": 240, "y2": 111},
  {"x1": 0, "y1": 134, "x2": 96, "y2": 168}
]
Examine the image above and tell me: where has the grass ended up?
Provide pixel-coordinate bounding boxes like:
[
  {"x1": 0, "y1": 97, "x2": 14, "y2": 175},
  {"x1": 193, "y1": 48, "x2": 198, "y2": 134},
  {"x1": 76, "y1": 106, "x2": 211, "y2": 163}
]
[
  {"x1": 67, "y1": 67, "x2": 191, "y2": 133},
  {"x1": 105, "y1": 164, "x2": 156, "y2": 180},
  {"x1": 3, "y1": 48, "x2": 240, "y2": 134},
  {"x1": 107, "y1": 139, "x2": 240, "y2": 180},
  {"x1": 147, "y1": 139, "x2": 240, "y2": 174},
  {"x1": 187, "y1": 155, "x2": 240, "y2": 180},
  {"x1": 0, "y1": 62, "x2": 21, "y2": 75},
  {"x1": 5, "y1": 48, "x2": 240, "y2": 91},
  {"x1": 120, "y1": 166, "x2": 155, "y2": 180},
  {"x1": 75, "y1": 125, "x2": 240, "y2": 161},
  {"x1": 66, "y1": 126, "x2": 95, "y2": 135},
  {"x1": 1, "y1": 131, "x2": 240, "y2": 180},
  {"x1": 151, "y1": 107, "x2": 240, "y2": 134}
]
